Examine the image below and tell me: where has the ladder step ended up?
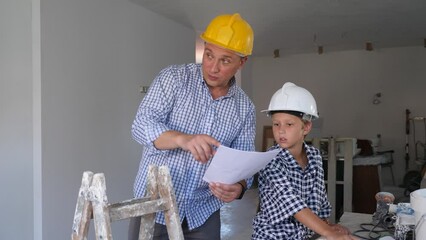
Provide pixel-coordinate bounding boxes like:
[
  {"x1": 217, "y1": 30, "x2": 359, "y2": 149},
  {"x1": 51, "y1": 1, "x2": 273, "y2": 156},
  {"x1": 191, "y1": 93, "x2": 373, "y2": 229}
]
[{"x1": 109, "y1": 198, "x2": 167, "y2": 222}]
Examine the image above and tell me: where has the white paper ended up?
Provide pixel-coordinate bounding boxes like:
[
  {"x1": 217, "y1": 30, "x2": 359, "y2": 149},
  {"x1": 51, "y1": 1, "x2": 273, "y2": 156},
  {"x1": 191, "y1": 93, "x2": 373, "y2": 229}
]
[{"x1": 203, "y1": 145, "x2": 280, "y2": 184}]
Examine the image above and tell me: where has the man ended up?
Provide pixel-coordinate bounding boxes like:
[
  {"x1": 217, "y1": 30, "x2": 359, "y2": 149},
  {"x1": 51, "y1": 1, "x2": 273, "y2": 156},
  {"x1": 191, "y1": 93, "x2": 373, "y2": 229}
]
[{"x1": 129, "y1": 13, "x2": 255, "y2": 239}]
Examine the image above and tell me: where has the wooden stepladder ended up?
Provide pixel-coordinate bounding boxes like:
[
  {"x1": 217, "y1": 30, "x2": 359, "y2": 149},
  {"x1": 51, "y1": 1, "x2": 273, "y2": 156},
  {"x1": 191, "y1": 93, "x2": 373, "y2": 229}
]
[{"x1": 71, "y1": 165, "x2": 184, "y2": 240}]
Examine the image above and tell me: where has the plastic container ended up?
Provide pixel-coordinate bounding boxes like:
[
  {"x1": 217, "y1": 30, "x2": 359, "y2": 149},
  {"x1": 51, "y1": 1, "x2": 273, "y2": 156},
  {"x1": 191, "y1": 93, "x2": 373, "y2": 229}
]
[{"x1": 375, "y1": 192, "x2": 395, "y2": 204}]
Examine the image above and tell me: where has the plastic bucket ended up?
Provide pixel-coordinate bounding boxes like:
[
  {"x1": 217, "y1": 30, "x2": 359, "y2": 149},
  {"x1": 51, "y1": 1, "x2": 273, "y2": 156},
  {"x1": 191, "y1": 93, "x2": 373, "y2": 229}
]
[{"x1": 410, "y1": 188, "x2": 426, "y2": 239}]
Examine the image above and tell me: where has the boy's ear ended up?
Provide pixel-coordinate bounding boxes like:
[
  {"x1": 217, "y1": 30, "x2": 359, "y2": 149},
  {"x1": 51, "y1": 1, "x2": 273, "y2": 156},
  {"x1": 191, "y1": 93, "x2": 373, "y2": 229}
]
[{"x1": 303, "y1": 121, "x2": 313, "y2": 135}]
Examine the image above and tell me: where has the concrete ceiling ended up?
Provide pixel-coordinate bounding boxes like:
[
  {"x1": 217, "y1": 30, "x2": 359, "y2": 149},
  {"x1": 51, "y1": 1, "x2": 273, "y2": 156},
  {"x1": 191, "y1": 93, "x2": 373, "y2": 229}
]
[{"x1": 131, "y1": 0, "x2": 426, "y2": 57}]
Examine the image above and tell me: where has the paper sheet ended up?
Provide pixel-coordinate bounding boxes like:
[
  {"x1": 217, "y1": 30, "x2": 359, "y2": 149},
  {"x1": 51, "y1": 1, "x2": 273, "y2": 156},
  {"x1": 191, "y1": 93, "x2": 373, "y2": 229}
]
[{"x1": 203, "y1": 145, "x2": 280, "y2": 184}]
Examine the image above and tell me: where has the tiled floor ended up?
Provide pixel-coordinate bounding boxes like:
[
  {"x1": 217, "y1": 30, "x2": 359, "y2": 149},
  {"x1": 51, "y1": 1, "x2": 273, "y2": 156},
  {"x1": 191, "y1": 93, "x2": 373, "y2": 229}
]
[{"x1": 220, "y1": 188, "x2": 259, "y2": 240}]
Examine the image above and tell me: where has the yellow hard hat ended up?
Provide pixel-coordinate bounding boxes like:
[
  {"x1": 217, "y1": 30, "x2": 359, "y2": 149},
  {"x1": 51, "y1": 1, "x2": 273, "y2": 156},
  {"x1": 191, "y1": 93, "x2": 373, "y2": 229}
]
[{"x1": 200, "y1": 13, "x2": 254, "y2": 56}]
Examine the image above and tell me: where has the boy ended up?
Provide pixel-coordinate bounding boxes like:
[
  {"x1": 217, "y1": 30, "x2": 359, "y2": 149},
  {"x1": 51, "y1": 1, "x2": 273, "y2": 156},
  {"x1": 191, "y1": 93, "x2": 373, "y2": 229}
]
[{"x1": 252, "y1": 82, "x2": 357, "y2": 240}]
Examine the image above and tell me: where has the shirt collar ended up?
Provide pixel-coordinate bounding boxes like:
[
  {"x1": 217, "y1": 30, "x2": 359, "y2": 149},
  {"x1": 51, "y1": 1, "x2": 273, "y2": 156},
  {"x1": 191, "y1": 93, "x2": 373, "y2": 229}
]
[
  {"x1": 275, "y1": 143, "x2": 320, "y2": 170},
  {"x1": 226, "y1": 77, "x2": 237, "y2": 97}
]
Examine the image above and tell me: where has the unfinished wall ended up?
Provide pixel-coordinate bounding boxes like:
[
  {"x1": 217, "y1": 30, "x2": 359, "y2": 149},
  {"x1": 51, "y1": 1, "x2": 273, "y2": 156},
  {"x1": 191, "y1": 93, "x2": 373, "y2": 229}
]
[
  {"x1": 40, "y1": 0, "x2": 194, "y2": 238},
  {"x1": 252, "y1": 46, "x2": 426, "y2": 186},
  {"x1": 0, "y1": 0, "x2": 194, "y2": 239}
]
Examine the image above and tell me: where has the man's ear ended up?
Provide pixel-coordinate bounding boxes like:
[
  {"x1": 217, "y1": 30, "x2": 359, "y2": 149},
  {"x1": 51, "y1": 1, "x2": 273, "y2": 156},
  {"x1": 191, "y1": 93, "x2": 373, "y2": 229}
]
[{"x1": 239, "y1": 56, "x2": 248, "y2": 67}]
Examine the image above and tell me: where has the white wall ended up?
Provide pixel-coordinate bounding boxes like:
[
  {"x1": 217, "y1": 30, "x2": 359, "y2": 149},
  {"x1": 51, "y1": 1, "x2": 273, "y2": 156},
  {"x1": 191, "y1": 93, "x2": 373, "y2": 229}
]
[
  {"x1": 252, "y1": 46, "x2": 426, "y2": 186},
  {"x1": 1, "y1": 0, "x2": 194, "y2": 239},
  {"x1": 0, "y1": 0, "x2": 34, "y2": 239},
  {"x1": 40, "y1": 0, "x2": 194, "y2": 239}
]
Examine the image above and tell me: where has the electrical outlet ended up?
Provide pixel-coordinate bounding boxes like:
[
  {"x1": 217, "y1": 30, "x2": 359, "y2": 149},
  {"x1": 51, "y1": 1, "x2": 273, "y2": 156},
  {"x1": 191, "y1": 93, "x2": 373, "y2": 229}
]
[{"x1": 139, "y1": 85, "x2": 149, "y2": 94}]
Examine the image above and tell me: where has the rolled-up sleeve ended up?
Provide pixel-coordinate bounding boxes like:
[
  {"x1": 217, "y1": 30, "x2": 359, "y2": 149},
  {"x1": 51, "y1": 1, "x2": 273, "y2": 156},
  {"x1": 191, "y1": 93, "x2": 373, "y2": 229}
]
[
  {"x1": 131, "y1": 66, "x2": 178, "y2": 148},
  {"x1": 262, "y1": 165, "x2": 308, "y2": 224}
]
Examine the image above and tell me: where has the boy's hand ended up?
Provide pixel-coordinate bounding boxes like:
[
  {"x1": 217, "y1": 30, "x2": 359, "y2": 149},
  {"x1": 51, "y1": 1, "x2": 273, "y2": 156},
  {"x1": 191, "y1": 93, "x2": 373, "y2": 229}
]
[
  {"x1": 329, "y1": 224, "x2": 351, "y2": 235},
  {"x1": 323, "y1": 224, "x2": 359, "y2": 240}
]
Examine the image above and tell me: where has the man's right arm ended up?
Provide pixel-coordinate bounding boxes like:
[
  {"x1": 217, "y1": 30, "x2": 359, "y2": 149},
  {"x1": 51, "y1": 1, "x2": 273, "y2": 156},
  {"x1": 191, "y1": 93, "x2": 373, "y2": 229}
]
[{"x1": 131, "y1": 67, "x2": 176, "y2": 147}]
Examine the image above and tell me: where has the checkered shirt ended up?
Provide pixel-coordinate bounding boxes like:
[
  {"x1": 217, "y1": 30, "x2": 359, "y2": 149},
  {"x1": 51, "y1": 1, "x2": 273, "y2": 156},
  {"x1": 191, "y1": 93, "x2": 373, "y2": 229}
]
[
  {"x1": 131, "y1": 63, "x2": 256, "y2": 230},
  {"x1": 252, "y1": 143, "x2": 331, "y2": 240}
]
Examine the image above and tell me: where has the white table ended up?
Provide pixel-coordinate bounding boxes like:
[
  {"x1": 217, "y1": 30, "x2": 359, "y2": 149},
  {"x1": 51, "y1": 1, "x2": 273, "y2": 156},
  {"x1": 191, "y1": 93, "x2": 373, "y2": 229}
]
[
  {"x1": 339, "y1": 212, "x2": 373, "y2": 231},
  {"x1": 340, "y1": 212, "x2": 396, "y2": 239},
  {"x1": 316, "y1": 212, "x2": 394, "y2": 239}
]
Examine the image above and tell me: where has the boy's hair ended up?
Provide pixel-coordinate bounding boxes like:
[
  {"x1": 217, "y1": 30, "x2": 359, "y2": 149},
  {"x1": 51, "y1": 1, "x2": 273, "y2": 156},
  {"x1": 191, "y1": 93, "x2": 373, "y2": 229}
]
[{"x1": 270, "y1": 110, "x2": 314, "y2": 122}]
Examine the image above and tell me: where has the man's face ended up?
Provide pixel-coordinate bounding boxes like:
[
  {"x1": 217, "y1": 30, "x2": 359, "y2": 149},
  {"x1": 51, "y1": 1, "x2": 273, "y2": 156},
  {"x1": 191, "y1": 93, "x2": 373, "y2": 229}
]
[{"x1": 202, "y1": 43, "x2": 246, "y2": 89}]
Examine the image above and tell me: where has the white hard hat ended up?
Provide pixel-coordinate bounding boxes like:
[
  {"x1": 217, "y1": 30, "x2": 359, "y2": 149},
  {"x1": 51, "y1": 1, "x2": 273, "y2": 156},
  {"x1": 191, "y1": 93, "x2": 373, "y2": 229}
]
[{"x1": 261, "y1": 82, "x2": 319, "y2": 120}]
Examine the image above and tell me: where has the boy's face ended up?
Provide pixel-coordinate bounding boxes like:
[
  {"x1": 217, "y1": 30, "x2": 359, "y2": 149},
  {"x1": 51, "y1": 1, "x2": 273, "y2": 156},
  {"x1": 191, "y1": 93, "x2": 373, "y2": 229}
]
[{"x1": 271, "y1": 112, "x2": 312, "y2": 151}]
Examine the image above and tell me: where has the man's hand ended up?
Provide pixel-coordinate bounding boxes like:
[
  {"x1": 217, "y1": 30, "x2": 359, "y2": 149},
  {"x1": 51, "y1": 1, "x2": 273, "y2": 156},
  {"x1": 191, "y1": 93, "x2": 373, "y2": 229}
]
[
  {"x1": 209, "y1": 182, "x2": 244, "y2": 203},
  {"x1": 177, "y1": 134, "x2": 220, "y2": 163},
  {"x1": 154, "y1": 131, "x2": 220, "y2": 163}
]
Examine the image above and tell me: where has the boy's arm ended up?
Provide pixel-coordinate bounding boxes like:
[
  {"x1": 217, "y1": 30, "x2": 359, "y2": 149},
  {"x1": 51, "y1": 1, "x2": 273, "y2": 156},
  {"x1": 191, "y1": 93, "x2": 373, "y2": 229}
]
[
  {"x1": 294, "y1": 208, "x2": 333, "y2": 236},
  {"x1": 294, "y1": 208, "x2": 356, "y2": 239}
]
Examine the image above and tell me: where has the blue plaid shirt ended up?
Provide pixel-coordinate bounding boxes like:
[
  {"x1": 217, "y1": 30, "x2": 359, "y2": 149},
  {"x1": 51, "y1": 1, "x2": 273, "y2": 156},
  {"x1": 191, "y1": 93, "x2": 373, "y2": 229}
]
[
  {"x1": 131, "y1": 63, "x2": 256, "y2": 229},
  {"x1": 252, "y1": 143, "x2": 331, "y2": 240}
]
